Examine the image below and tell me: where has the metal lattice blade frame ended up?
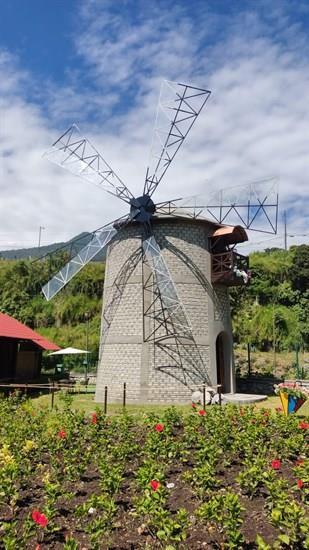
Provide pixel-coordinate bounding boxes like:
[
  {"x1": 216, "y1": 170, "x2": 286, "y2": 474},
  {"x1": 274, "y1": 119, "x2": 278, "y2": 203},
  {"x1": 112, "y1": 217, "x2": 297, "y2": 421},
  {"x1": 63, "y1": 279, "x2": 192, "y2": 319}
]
[
  {"x1": 43, "y1": 125, "x2": 134, "y2": 205},
  {"x1": 142, "y1": 235, "x2": 192, "y2": 338},
  {"x1": 143, "y1": 81, "x2": 211, "y2": 198},
  {"x1": 99, "y1": 247, "x2": 142, "y2": 359},
  {"x1": 142, "y1": 236, "x2": 210, "y2": 386},
  {"x1": 156, "y1": 178, "x2": 279, "y2": 234},
  {"x1": 42, "y1": 219, "x2": 122, "y2": 300}
]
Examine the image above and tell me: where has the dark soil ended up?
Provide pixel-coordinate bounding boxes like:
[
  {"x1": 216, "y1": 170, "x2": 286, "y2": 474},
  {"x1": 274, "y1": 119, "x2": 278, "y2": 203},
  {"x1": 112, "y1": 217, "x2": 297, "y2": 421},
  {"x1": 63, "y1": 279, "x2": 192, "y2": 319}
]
[
  {"x1": 10, "y1": 445, "x2": 306, "y2": 549},
  {"x1": 0, "y1": 404, "x2": 308, "y2": 550}
]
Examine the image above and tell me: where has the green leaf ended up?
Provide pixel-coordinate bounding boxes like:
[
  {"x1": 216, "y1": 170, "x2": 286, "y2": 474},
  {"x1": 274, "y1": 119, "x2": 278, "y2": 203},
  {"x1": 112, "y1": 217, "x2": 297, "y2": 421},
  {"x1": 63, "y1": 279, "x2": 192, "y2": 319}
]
[
  {"x1": 157, "y1": 530, "x2": 167, "y2": 540},
  {"x1": 277, "y1": 533, "x2": 290, "y2": 546},
  {"x1": 256, "y1": 534, "x2": 271, "y2": 550},
  {"x1": 271, "y1": 509, "x2": 282, "y2": 522}
]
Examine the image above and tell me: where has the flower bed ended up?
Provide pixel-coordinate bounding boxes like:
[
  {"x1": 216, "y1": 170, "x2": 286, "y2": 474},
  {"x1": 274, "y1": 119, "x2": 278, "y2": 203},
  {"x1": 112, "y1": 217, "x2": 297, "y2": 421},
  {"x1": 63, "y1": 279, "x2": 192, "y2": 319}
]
[{"x1": 0, "y1": 393, "x2": 308, "y2": 549}]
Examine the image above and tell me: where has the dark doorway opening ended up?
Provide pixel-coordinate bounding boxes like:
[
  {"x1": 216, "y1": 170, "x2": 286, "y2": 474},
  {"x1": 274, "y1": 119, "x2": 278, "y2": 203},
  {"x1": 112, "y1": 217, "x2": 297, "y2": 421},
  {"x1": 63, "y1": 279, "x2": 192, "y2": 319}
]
[
  {"x1": 216, "y1": 332, "x2": 229, "y2": 393},
  {"x1": 0, "y1": 337, "x2": 17, "y2": 379}
]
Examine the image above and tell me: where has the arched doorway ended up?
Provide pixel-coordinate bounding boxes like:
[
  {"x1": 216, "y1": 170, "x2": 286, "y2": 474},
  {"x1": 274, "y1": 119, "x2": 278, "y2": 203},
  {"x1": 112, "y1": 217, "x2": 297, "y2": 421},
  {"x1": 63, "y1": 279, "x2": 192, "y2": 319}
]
[{"x1": 216, "y1": 332, "x2": 230, "y2": 393}]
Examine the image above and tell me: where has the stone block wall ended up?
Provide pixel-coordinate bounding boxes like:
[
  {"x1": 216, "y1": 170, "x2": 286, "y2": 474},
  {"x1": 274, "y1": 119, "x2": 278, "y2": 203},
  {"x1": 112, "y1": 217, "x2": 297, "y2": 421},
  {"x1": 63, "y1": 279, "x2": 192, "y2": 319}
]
[
  {"x1": 95, "y1": 217, "x2": 234, "y2": 404},
  {"x1": 236, "y1": 376, "x2": 282, "y2": 395}
]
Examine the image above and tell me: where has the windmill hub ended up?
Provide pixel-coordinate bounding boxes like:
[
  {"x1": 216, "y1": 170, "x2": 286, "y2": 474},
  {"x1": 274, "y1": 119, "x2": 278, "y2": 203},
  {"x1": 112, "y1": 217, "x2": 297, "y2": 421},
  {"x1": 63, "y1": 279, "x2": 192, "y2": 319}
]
[{"x1": 130, "y1": 194, "x2": 156, "y2": 223}]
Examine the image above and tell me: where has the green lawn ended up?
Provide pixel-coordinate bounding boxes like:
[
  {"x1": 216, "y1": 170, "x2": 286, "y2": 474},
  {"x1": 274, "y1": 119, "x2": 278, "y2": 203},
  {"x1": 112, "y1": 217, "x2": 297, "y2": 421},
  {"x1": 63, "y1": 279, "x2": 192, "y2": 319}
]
[{"x1": 30, "y1": 390, "x2": 309, "y2": 417}]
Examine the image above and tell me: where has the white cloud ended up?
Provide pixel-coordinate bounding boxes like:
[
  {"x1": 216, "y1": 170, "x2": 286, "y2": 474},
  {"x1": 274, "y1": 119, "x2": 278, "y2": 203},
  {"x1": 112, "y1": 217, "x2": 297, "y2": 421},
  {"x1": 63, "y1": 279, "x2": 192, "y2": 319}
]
[
  {"x1": 0, "y1": 0, "x2": 308, "y2": 254},
  {"x1": 0, "y1": 53, "x2": 124, "y2": 250}
]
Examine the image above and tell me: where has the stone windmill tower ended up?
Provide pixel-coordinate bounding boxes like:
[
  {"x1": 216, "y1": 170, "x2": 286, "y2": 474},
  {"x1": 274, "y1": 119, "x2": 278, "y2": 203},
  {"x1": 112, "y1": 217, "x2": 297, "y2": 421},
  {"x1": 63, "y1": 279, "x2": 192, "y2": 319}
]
[
  {"x1": 96, "y1": 215, "x2": 250, "y2": 403},
  {"x1": 42, "y1": 81, "x2": 278, "y2": 403}
]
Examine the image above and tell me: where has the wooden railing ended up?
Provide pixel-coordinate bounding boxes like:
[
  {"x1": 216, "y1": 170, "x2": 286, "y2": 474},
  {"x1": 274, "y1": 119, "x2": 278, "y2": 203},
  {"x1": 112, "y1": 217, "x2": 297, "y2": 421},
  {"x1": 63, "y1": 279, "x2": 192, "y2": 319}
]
[{"x1": 211, "y1": 251, "x2": 249, "y2": 286}]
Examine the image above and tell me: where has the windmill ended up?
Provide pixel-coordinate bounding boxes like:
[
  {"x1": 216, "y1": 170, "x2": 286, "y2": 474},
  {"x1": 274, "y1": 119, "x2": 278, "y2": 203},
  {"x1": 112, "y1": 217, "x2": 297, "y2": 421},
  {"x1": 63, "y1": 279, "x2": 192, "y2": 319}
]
[{"x1": 42, "y1": 81, "x2": 278, "y2": 403}]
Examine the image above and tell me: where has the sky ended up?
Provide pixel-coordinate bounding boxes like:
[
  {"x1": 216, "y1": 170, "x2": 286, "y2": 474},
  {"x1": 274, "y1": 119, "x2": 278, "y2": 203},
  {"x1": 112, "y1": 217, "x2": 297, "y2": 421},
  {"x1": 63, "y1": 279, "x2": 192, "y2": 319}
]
[{"x1": 0, "y1": 0, "x2": 308, "y2": 254}]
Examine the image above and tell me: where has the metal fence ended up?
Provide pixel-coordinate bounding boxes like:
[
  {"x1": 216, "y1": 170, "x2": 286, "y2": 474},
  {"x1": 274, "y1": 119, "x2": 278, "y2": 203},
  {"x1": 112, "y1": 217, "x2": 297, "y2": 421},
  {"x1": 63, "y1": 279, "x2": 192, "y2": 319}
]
[{"x1": 0, "y1": 381, "x2": 222, "y2": 413}]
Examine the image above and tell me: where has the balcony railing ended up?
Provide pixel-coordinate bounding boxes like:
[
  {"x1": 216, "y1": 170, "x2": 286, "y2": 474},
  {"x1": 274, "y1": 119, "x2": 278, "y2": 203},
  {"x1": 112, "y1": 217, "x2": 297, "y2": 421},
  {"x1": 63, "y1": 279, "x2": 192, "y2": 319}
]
[{"x1": 211, "y1": 251, "x2": 249, "y2": 286}]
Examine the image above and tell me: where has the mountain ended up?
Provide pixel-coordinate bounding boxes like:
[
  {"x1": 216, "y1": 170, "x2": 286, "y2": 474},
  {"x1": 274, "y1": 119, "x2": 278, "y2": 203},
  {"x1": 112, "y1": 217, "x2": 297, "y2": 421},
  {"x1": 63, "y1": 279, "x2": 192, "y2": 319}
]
[
  {"x1": 0, "y1": 240, "x2": 67, "y2": 260},
  {"x1": 0, "y1": 232, "x2": 106, "y2": 261}
]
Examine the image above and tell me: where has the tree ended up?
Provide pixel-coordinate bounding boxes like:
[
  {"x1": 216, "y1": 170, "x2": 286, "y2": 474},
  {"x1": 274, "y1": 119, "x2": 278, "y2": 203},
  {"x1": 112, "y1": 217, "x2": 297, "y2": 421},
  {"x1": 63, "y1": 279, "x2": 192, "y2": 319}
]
[{"x1": 289, "y1": 245, "x2": 309, "y2": 292}]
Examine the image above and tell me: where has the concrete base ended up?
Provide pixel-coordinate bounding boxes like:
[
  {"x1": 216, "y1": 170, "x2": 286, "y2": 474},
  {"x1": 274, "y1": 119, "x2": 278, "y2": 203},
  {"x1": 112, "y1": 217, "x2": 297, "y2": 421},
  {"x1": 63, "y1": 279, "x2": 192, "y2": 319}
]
[{"x1": 222, "y1": 393, "x2": 267, "y2": 405}]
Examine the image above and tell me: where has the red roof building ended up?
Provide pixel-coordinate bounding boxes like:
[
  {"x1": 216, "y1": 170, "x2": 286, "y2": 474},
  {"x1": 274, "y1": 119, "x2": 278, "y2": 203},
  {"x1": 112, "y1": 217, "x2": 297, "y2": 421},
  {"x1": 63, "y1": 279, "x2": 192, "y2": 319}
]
[{"x1": 0, "y1": 313, "x2": 60, "y2": 381}]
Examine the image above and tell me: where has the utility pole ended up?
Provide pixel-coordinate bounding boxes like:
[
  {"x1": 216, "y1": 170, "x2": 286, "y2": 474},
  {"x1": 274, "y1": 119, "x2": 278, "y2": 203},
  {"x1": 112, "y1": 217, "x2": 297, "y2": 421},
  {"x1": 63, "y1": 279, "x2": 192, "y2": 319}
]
[
  {"x1": 84, "y1": 312, "x2": 90, "y2": 384},
  {"x1": 284, "y1": 211, "x2": 287, "y2": 250},
  {"x1": 38, "y1": 226, "x2": 45, "y2": 248},
  {"x1": 247, "y1": 342, "x2": 251, "y2": 377},
  {"x1": 273, "y1": 304, "x2": 277, "y2": 375}
]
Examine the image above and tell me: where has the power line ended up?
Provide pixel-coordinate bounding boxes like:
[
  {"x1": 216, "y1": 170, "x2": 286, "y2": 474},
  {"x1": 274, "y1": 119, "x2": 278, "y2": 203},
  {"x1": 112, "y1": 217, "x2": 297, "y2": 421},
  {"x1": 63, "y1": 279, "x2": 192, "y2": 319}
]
[{"x1": 238, "y1": 233, "x2": 309, "y2": 248}]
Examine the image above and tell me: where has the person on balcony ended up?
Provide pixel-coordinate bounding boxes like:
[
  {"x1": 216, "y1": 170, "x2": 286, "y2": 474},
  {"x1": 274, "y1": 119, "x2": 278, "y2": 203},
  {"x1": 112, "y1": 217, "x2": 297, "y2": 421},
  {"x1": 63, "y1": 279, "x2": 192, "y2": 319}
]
[{"x1": 233, "y1": 266, "x2": 250, "y2": 283}]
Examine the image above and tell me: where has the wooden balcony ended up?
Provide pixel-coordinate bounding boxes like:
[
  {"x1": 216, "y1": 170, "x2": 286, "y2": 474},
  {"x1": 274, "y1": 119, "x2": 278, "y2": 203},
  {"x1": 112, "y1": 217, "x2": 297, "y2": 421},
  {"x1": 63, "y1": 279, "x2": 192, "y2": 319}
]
[{"x1": 211, "y1": 251, "x2": 249, "y2": 286}]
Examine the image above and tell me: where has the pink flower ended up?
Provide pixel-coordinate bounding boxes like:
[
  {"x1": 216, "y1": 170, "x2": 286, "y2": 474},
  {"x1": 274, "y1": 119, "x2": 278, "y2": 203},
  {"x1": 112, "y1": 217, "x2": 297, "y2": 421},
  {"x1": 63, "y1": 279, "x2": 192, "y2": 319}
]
[
  {"x1": 154, "y1": 423, "x2": 164, "y2": 432},
  {"x1": 35, "y1": 545, "x2": 41, "y2": 550},
  {"x1": 271, "y1": 459, "x2": 281, "y2": 470},
  {"x1": 297, "y1": 479, "x2": 304, "y2": 489},
  {"x1": 299, "y1": 421, "x2": 309, "y2": 430},
  {"x1": 150, "y1": 480, "x2": 161, "y2": 491},
  {"x1": 58, "y1": 430, "x2": 66, "y2": 439},
  {"x1": 198, "y1": 409, "x2": 206, "y2": 416},
  {"x1": 32, "y1": 510, "x2": 48, "y2": 527}
]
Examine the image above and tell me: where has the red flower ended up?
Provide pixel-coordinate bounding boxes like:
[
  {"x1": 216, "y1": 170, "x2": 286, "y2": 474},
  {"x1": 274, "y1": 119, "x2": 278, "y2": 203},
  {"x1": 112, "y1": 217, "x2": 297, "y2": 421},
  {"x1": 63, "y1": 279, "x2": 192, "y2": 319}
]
[
  {"x1": 271, "y1": 459, "x2": 281, "y2": 470},
  {"x1": 150, "y1": 480, "x2": 161, "y2": 491},
  {"x1": 295, "y1": 458, "x2": 304, "y2": 466},
  {"x1": 191, "y1": 403, "x2": 197, "y2": 409},
  {"x1": 198, "y1": 409, "x2": 206, "y2": 416},
  {"x1": 297, "y1": 479, "x2": 304, "y2": 489},
  {"x1": 154, "y1": 423, "x2": 164, "y2": 432},
  {"x1": 38, "y1": 514, "x2": 48, "y2": 527},
  {"x1": 58, "y1": 430, "x2": 66, "y2": 439},
  {"x1": 32, "y1": 510, "x2": 48, "y2": 527},
  {"x1": 35, "y1": 545, "x2": 41, "y2": 550},
  {"x1": 91, "y1": 412, "x2": 97, "y2": 424},
  {"x1": 299, "y1": 421, "x2": 309, "y2": 430},
  {"x1": 32, "y1": 510, "x2": 41, "y2": 523}
]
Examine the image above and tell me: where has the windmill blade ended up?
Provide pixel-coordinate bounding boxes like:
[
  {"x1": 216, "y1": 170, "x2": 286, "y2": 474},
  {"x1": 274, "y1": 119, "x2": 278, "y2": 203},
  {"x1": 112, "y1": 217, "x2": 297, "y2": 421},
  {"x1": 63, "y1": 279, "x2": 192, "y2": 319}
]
[
  {"x1": 42, "y1": 217, "x2": 127, "y2": 300},
  {"x1": 156, "y1": 177, "x2": 279, "y2": 234},
  {"x1": 143, "y1": 81, "x2": 211, "y2": 198},
  {"x1": 43, "y1": 125, "x2": 134, "y2": 205},
  {"x1": 142, "y1": 235, "x2": 210, "y2": 385},
  {"x1": 206, "y1": 178, "x2": 279, "y2": 233},
  {"x1": 142, "y1": 235, "x2": 192, "y2": 338}
]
